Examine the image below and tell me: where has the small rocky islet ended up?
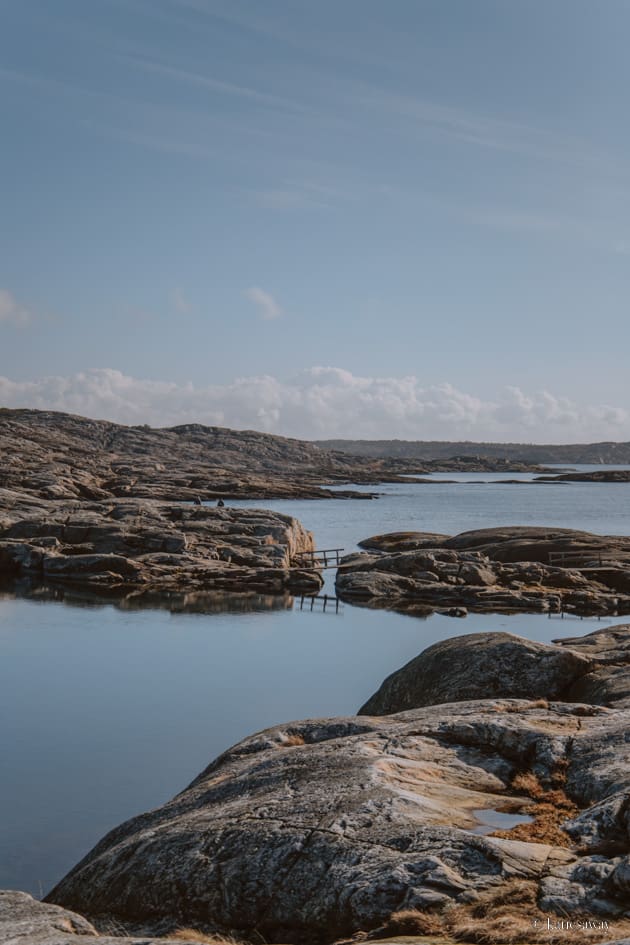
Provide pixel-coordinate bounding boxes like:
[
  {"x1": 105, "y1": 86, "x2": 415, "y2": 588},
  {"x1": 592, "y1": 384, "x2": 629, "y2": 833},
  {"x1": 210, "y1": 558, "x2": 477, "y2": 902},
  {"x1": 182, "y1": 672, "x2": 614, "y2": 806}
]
[
  {"x1": 3, "y1": 410, "x2": 630, "y2": 944},
  {"x1": 337, "y1": 526, "x2": 630, "y2": 617}
]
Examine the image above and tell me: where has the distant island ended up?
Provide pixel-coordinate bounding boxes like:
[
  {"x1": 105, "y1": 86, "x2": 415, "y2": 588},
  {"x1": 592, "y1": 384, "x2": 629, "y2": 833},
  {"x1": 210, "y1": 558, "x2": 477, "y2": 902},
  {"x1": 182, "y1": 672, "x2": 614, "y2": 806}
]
[{"x1": 316, "y1": 437, "x2": 630, "y2": 464}]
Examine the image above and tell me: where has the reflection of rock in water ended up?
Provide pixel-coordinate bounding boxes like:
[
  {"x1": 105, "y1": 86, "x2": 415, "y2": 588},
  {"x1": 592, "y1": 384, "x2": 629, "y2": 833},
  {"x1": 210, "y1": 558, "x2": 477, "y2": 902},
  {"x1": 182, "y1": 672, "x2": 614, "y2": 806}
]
[
  {"x1": 0, "y1": 578, "x2": 293, "y2": 615},
  {"x1": 121, "y1": 589, "x2": 294, "y2": 615}
]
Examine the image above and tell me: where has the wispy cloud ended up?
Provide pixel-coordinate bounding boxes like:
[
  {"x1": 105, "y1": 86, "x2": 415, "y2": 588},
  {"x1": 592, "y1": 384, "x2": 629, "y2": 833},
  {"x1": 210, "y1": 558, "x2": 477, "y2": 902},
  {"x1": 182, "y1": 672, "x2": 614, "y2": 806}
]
[
  {"x1": 353, "y1": 87, "x2": 614, "y2": 173},
  {"x1": 253, "y1": 179, "x2": 353, "y2": 211},
  {"x1": 1, "y1": 367, "x2": 628, "y2": 442},
  {"x1": 0, "y1": 289, "x2": 32, "y2": 326},
  {"x1": 245, "y1": 287, "x2": 283, "y2": 320},
  {"x1": 119, "y1": 53, "x2": 311, "y2": 115}
]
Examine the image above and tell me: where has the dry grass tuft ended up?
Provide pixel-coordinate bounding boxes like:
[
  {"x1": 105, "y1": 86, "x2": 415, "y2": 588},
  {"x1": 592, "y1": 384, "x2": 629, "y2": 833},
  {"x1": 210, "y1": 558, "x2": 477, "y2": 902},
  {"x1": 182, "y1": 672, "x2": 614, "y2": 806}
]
[
  {"x1": 491, "y1": 769, "x2": 578, "y2": 846},
  {"x1": 171, "y1": 929, "x2": 240, "y2": 944},
  {"x1": 495, "y1": 698, "x2": 550, "y2": 713},
  {"x1": 444, "y1": 880, "x2": 629, "y2": 944},
  {"x1": 492, "y1": 764, "x2": 578, "y2": 847},
  {"x1": 379, "y1": 908, "x2": 446, "y2": 936},
  {"x1": 511, "y1": 772, "x2": 545, "y2": 797},
  {"x1": 279, "y1": 733, "x2": 306, "y2": 747}
]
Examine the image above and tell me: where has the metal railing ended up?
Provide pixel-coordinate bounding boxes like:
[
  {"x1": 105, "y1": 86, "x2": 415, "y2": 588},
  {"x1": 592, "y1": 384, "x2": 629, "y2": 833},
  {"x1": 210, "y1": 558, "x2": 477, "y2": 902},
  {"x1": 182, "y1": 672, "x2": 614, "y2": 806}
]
[{"x1": 291, "y1": 548, "x2": 344, "y2": 569}]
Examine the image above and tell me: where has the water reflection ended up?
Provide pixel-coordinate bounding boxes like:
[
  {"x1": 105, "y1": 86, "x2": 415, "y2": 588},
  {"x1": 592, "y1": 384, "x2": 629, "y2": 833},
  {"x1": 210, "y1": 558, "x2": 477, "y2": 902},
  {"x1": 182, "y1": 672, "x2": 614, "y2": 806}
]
[{"x1": 0, "y1": 577, "x2": 294, "y2": 615}]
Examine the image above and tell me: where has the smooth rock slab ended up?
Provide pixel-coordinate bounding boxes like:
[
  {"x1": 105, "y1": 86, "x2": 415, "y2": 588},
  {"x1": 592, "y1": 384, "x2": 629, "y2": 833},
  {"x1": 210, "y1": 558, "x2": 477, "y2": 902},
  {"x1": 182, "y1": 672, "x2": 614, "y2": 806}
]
[
  {"x1": 46, "y1": 701, "x2": 630, "y2": 942},
  {"x1": 358, "y1": 632, "x2": 593, "y2": 716}
]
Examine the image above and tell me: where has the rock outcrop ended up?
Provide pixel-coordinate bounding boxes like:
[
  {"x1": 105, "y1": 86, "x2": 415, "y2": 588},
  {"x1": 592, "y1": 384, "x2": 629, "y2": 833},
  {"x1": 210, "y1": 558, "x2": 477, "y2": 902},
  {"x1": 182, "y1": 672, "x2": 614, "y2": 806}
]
[
  {"x1": 2, "y1": 410, "x2": 565, "y2": 512},
  {"x1": 337, "y1": 526, "x2": 630, "y2": 616},
  {"x1": 0, "y1": 625, "x2": 613, "y2": 943},
  {"x1": 358, "y1": 631, "x2": 593, "y2": 715},
  {"x1": 556, "y1": 624, "x2": 630, "y2": 710},
  {"x1": 0, "y1": 408, "x2": 430, "y2": 504},
  {"x1": 537, "y1": 470, "x2": 630, "y2": 483},
  {"x1": 46, "y1": 693, "x2": 630, "y2": 942},
  {"x1": 0, "y1": 498, "x2": 323, "y2": 598},
  {"x1": 359, "y1": 623, "x2": 630, "y2": 717},
  {"x1": 0, "y1": 889, "x2": 196, "y2": 944}
]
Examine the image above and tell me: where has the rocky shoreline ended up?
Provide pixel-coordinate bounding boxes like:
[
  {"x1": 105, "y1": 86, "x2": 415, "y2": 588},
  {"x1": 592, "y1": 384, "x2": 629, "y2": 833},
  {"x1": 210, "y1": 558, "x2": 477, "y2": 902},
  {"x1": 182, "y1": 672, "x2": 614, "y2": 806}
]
[
  {"x1": 3, "y1": 624, "x2": 630, "y2": 944},
  {"x1": 0, "y1": 409, "x2": 556, "y2": 508},
  {"x1": 2, "y1": 409, "x2": 627, "y2": 606},
  {"x1": 0, "y1": 496, "x2": 324, "y2": 599},
  {"x1": 336, "y1": 526, "x2": 630, "y2": 617},
  {"x1": 0, "y1": 408, "x2": 563, "y2": 604},
  {"x1": 4, "y1": 410, "x2": 630, "y2": 944}
]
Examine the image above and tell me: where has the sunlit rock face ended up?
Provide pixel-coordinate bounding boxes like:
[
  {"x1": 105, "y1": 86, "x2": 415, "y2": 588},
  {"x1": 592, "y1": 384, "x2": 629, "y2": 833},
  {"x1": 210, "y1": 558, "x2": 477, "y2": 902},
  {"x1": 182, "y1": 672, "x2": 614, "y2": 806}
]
[{"x1": 46, "y1": 693, "x2": 630, "y2": 941}]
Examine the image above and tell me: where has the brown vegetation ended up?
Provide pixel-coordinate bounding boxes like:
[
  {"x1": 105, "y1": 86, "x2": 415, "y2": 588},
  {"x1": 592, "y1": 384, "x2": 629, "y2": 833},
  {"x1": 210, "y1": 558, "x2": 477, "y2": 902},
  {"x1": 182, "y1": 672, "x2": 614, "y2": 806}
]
[
  {"x1": 279, "y1": 733, "x2": 306, "y2": 746},
  {"x1": 172, "y1": 929, "x2": 240, "y2": 944},
  {"x1": 489, "y1": 768, "x2": 578, "y2": 846},
  {"x1": 376, "y1": 881, "x2": 630, "y2": 945},
  {"x1": 495, "y1": 698, "x2": 549, "y2": 713},
  {"x1": 378, "y1": 908, "x2": 446, "y2": 936}
]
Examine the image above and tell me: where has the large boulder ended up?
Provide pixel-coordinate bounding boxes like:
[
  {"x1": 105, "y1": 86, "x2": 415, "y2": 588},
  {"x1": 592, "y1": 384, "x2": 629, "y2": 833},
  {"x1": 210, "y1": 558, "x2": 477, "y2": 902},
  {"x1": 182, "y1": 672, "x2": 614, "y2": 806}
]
[
  {"x1": 442, "y1": 526, "x2": 630, "y2": 564},
  {"x1": 46, "y1": 698, "x2": 630, "y2": 942},
  {"x1": 358, "y1": 531, "x2": 451, "y2": 552},
  {"x1": 358, "y1": 632, "x2": 593, "y2": 715}
]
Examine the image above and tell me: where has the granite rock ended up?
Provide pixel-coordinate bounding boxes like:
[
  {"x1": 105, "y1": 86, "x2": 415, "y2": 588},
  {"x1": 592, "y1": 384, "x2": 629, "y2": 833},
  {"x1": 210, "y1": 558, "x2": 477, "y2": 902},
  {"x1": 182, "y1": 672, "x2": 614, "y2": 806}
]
[
  {"x1": 337, "y1": 527, "x2": 630, "y2": 616},
  {"x1": 0, "y1": 890, "x2": 190, "y2": 945},
  {"x1": 0, "y1": 501, "x2": 323, "y2": 598},
  {"x1": 47, "y1": 698, "x2": 630, "y2": 941},
  {"x1": 359, "y1": 631, "x2": 593, "y2": 715}
]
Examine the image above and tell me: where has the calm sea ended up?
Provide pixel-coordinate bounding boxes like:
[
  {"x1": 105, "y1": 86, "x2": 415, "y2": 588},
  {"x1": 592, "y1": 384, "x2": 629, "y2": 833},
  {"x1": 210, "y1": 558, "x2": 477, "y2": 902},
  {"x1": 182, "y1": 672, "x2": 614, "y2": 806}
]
[{"x1": 2, "y1": 466, "x2": 630, "y2": 896}]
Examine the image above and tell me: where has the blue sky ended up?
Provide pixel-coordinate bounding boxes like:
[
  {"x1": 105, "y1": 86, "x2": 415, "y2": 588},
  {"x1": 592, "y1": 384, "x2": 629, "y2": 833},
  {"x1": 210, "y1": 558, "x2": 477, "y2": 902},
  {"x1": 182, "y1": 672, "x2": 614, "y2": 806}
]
[{"x1": 2, "y1": 0, "x2": 630, "y2": 440}]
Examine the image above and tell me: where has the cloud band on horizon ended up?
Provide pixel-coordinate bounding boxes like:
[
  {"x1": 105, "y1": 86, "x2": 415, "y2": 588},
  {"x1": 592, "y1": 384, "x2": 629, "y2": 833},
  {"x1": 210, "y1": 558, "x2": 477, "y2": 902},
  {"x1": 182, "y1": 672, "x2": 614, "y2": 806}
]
[{"x1": 0, "y1": 367, "x2": 628, "y2": 443}]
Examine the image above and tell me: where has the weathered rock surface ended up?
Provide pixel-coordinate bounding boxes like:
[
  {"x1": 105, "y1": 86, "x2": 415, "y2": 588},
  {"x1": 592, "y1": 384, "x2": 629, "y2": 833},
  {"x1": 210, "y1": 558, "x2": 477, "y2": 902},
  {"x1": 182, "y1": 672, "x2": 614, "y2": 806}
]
[
  {"x1": 555, "y1": 624, "x2": 630, "y2": 710},
  {"x1": 0, "y1": 408, "x2": 432, "y2": 505},
  {"x1": 359, "y1": 632, "x2": 594, "y2": 715},
  {"x1": 0, "y1": 889, "x2": 193, "y2": 944},
  {"x1": 441, "y1": 526, "x2": 630, "y2": 564},
  {"x1": 337, "y1": 527, "x2": 630, "y2": 616},
  {"x1": 361, "y1": 624, "x2": 630, "y2": 718},
  {"x1": 1, "y1": 410, "x2": 573, "y2": 508},
  {"x1": 46, "y1": 696, "x2": 630, "y2": 941},
  {"x1": 0, "y1": 499, "x2": 323, "y2": 598},
  {"x1": 358, "y1": 531, "x2": 452, "y2": 552}
]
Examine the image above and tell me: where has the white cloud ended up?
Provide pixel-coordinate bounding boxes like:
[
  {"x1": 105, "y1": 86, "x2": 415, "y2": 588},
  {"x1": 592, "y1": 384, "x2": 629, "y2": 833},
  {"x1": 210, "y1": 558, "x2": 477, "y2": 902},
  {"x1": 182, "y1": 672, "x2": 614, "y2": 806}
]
[
  {"x1": 245, "y1": 287, "x2": 283, "y2": 320},
  {"x1": 0, "y1": 367, "x2": 629, "y2": 443},
  {"x1": 0, "y1": 289, "x2": 32, "y2": 326}
]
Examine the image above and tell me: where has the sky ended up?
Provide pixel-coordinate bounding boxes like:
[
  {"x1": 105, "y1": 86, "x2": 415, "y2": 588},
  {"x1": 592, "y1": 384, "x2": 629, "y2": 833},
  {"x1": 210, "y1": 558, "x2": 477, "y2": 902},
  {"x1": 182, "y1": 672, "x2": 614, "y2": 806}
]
[{"x1": 2, "y1": 0, "x2": 630, "y2": 442}]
